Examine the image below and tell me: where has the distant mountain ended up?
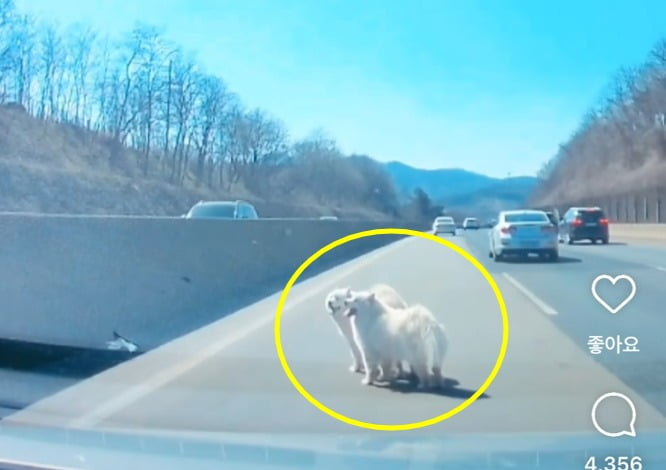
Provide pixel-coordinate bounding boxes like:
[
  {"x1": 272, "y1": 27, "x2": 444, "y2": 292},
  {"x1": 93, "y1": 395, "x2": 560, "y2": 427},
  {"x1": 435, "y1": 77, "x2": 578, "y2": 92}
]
[{"x1": 382, "y1": 161, "x2": 539, "y2": 218}]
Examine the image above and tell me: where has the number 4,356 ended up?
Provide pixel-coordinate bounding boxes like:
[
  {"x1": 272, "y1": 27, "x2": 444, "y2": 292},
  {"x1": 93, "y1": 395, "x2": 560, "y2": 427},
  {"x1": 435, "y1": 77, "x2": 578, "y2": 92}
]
[{"x1": 585, "y1": 456, "x2": 643, "y2": 470}]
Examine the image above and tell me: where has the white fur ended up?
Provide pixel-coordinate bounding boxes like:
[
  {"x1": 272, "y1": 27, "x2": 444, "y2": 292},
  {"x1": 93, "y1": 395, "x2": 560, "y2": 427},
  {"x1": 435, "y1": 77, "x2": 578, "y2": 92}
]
[
  {"x1": 345, "y1": 290, "x2": 448, "y2": 389},
  {"x1": 325, "y1": 284, "x2": 407, "y2": 374}
]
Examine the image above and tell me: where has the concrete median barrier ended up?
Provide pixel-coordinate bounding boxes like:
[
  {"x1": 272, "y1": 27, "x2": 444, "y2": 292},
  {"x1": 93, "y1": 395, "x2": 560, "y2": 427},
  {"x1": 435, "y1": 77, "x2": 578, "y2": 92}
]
[
  {"x1": 0, "y1": 214, "x2": 423, "y2": 350},
  {"x1": 610, "y1": 223, "x2": 666, "y2": 244}
]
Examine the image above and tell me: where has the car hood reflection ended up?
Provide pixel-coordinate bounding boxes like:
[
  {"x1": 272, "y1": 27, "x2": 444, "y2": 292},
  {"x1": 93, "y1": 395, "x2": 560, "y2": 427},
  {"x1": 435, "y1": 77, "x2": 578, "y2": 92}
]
[{"x1": 0, "y1": 425, "x2": 664, "y2": 469}]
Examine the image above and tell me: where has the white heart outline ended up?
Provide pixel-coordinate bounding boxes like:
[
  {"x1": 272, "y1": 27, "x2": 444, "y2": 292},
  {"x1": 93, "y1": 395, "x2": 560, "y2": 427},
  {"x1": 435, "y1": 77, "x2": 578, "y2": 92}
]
[{"x1": 591, "y1": 274, "x2": 637, "y2": 314}]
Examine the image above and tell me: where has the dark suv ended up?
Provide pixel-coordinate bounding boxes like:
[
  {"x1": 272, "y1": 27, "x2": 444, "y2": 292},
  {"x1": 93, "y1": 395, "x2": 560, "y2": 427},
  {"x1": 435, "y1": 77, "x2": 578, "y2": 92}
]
[{"x1": 559, "y1": 207, "x2": 609, "y2": 244}]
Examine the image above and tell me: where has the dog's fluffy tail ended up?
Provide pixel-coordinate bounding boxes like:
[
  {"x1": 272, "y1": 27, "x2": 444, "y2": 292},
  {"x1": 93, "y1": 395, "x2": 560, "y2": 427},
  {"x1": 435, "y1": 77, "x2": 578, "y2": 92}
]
[
  {"x1": 432, "y1": 322, "x2": 448, "y2": 365},
  {"x1": 417, "y1": 308, "x2": 447, "y2": 371}
]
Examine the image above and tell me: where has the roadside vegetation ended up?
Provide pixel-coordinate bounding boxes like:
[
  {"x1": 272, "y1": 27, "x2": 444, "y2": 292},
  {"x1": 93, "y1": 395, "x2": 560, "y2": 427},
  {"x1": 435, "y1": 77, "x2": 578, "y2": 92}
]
[
  {"x1": 0, "y1": 0, "x2": 435, "y2": 220},
  {"x1": 532, "y1": 38, "x2": 666, "y2": 206}
]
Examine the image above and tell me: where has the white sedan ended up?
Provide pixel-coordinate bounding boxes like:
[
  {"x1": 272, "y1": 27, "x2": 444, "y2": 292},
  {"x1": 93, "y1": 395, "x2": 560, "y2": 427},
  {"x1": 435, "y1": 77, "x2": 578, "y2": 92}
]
[
  {"x1": 462, "y1": 217, "x2": 480, "y2": 230},
  {"x1": 489, "y1": 210, "x2": 559, "y2": 262},
  {"x1": 432, "y1": 216, "x2": 457, "y2": 235}
]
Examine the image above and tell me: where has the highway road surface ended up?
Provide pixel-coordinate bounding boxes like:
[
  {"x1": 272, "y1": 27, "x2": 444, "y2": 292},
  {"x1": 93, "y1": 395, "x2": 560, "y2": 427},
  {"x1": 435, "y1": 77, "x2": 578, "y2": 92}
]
[{"x1": 6, "y1": 228, "x2": 666, "y2": 443}]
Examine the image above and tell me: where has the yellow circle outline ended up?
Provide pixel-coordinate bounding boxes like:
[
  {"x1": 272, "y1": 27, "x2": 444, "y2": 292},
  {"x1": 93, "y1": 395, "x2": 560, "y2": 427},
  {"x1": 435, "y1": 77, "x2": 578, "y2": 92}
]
[{"x1": 273, "y1": 228, "x2": 509, "y2": 431}]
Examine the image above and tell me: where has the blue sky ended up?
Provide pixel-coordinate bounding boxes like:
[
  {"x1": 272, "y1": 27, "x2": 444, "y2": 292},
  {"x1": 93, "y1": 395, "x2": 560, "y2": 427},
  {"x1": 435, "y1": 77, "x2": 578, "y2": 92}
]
[{"x1": 16, "y1": 0, "x2": 666, "y2": 177}]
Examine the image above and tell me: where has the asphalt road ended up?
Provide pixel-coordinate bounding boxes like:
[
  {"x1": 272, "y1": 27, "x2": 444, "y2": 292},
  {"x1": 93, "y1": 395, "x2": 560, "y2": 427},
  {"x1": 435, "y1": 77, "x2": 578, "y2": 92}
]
[
  {"x1": 7, "y1": 230, "x2": 666, "y2": 443},
  {"x1": 462, "y1": 228, "x2": 666, "y2": 416}
]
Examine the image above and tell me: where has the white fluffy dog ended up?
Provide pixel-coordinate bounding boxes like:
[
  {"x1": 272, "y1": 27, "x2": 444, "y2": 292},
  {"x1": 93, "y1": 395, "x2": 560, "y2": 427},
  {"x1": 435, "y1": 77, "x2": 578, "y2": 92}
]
[
  {"x1": 344, "y1": 289, "x2": 449, "y2": 389},
  {"x1": 325, "y1": 284, "x2": 408, "y2": 374}
]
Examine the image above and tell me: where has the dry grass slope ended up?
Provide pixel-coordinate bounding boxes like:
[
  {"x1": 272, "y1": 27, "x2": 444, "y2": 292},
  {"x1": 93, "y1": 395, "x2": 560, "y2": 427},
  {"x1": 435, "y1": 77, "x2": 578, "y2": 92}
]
[
  {"x1": 0, "y1": 105, "x2": 388, "y2": 219},
  {"x1": 531, "y1": 39, "x2": 666, "y2": 209}
]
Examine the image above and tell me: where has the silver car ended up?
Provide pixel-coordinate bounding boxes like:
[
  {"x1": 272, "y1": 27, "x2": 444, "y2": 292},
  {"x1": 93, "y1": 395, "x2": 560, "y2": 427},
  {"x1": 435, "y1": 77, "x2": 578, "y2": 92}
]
[
  {"x1": 489, "y1": 210, "x2": 559, "y2": 262},
  {"x1": 184, "y1": 200, "x2": 259, "y2": 219},
  {"x1": 432, "y1": 216, "x2": 457, "y2": 235},
  {"x1": 462, "y1": 217, "x2": 480, "y2": 230}
]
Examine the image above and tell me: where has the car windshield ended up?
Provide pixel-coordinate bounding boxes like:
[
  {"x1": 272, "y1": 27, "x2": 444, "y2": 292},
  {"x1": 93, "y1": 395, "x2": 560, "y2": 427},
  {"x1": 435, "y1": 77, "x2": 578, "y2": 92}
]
[
  {"x1": 504, "y1": 213, "x2": 549, "y2": 223},
  {"x1": 578, "y1": 210, "x2": 605, "y2": 221},
  {"x1": 188, "y1": 204, "x2": 236, "y2": 218},
  {"x1": 2, "y1": 1, "x2": 666, "y2": 468}
]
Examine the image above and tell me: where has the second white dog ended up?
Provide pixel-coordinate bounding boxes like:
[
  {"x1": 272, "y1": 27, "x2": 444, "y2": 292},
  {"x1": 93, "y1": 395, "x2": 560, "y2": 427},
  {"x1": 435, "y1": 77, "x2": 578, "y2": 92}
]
[
  {"x1": 325, "y1": 284, "x2": 407, "y2": 374},
  {"x1": 344, "y1": 289, "x2": 449, "y2": 389}
]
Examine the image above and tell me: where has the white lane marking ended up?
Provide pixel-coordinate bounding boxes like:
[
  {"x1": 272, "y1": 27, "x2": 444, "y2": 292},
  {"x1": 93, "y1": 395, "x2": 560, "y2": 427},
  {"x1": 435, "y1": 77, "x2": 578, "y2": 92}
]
[
  {"x1": 502, "y1": 273, "x2": 558, "y2": 316},
  {"x1": 69, "y1": 237, "x2": 414, "y2": 428},
  {"x1": 656, "y1": 266, "x2": 666, "y2": 272}
]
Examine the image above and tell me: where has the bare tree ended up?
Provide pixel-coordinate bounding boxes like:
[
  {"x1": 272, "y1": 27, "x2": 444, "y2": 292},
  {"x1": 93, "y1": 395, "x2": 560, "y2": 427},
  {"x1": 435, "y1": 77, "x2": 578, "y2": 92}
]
[
  {"x1": 348, "y1": 154, "x2": 399, "y2": 214},
  {"x1": 110, "y1": 31, "x2": 141, "y2": 144},
  {"x1": 244, "y1": 109, "x2": 287, "y2": 167},
  {"x1": 169, "y1": 53, "x2": 197, "y2": 183},
  {"x1": 534, "y1": 35, "x2": 666, "y2": 206},
  {"x1": 219, "y1": 105, "x2": 248, "y2": 188},
  {"x1": 0, "y1": 0, "x2": 17, "y2": 100},
  {"x1": 38, "y1": 23, "x2": 63, "y2": 118},
  {"x1": 0, "y1": 3, "x2": 408, "y2": 220},
  {"x1": 10, "y1": 13, "x2": 36, "y2": 110},
  {"x1": 91, "y1": 35, "x2": 112, "y2": 132},
  {"x1": 211, "y1": 95, "x2": 242, "y2": 189},
  {"x1": 160, "y1": 52, "x2": 174, "y2": 173},
  {"x1": 65, "y1": 23, "x2": 96, "y2": 126},
  {"x1": 191, "y1": 74, "x2": 231, "y2": 186},
  {"x1": 128, "y1": 24, "x2": 173, "y2": 176}
]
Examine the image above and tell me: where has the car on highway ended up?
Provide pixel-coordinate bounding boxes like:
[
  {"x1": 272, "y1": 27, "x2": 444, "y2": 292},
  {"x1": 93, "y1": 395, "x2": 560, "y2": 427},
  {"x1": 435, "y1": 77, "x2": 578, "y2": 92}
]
[
  {"x1": 319, "y1": 215, "x2": 339, "y2": 220},
  {"x1": 483, "y1": 218, "x2": 497, "y2": 228},
  {"x1": 530, "y1": 207, "x2": 560, "y2": 226},
  {"x1": 184, "y1": 200, "x2": 259, "y2": 220},
  {"x1": 545, "y1": 209, "x2": 559, "y2": 226},
  {"x1": 558, "y1": 206, "x2": 609, "y2": 244},
  {"x1": 462, "y1": 217, "x2": 480, "y2": 230},
  {"x1": 432, "y1": 216, "x2": 457, "y2": 235},
  {"x1": 489, "y1": 209, "x2": 559, "y2": 262}
]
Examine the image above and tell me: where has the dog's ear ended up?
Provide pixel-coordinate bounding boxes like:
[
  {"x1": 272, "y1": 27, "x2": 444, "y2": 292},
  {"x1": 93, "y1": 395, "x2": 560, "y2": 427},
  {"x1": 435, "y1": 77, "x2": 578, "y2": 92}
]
[
  {"x1": 368, "y1": 292, "x2": 376, "y2": 301},
  {"x1": 344, "y1": 287, "x2": 351, "y2": 298}
]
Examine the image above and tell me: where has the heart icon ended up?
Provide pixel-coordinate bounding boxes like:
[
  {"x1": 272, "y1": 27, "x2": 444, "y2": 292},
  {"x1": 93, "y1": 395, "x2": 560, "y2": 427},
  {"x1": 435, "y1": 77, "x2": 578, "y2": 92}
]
[{"x1": 591, "y1": 274, "x2": 637, "y2": 314}]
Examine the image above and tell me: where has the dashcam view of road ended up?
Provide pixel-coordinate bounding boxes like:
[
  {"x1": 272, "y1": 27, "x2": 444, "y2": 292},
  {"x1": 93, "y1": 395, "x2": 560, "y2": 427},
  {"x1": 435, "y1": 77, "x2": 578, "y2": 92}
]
[{"x1": 1, "y1": 0, "x2": 666, "y2": 469}]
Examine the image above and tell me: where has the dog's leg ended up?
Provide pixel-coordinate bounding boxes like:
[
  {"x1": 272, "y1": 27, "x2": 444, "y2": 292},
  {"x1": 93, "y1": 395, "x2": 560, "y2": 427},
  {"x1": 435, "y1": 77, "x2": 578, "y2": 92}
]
[
  {"x1": 343, "y1": 323, "x2": 364, "y2": 374},
  {"x1": 349, "y1": 354, "x2": 362, "y2": 373},
  {"x1": 397, "y1": 361, "x2": 417, "y2": 381},
  {"x1": 434, "y1": 367, "x2": 460, "y2": 389},
  {"x1": 377, "y1": 359, "x2": 393, "y2": 382},
  {"x1": 429, "y1": 366, "x2": 443, "y2": 389},
  {"x1": 400, "y1": 362, "x2": 419, "y2": 383},
  {"x1": 349, "y1": 341, "x2": 365, "y2": 374},
  {"x1": 361, "y1": 363, "x2": 378, "y2": 385},
  {"x1": 395, "y1": 360, "x2": 404, "y2": 377},
  {"x1": 363, "y1": 358, "x2": 381, "y2": 385},
  {"x1": 347, "y1": 335, "x2": 363, "y2": 373},
  {"x1": 357, "y1": 342, "x2": 373, "y2": 385},
  {"x1": 390, "y1": 360, "x2": 402, "y2": 381},
  {"x1": 360, "y1": 351, "x2": 379, "y2": 385},
  {"x1": 412, "y1": 364, "x2": 430, "y2": 390}
]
